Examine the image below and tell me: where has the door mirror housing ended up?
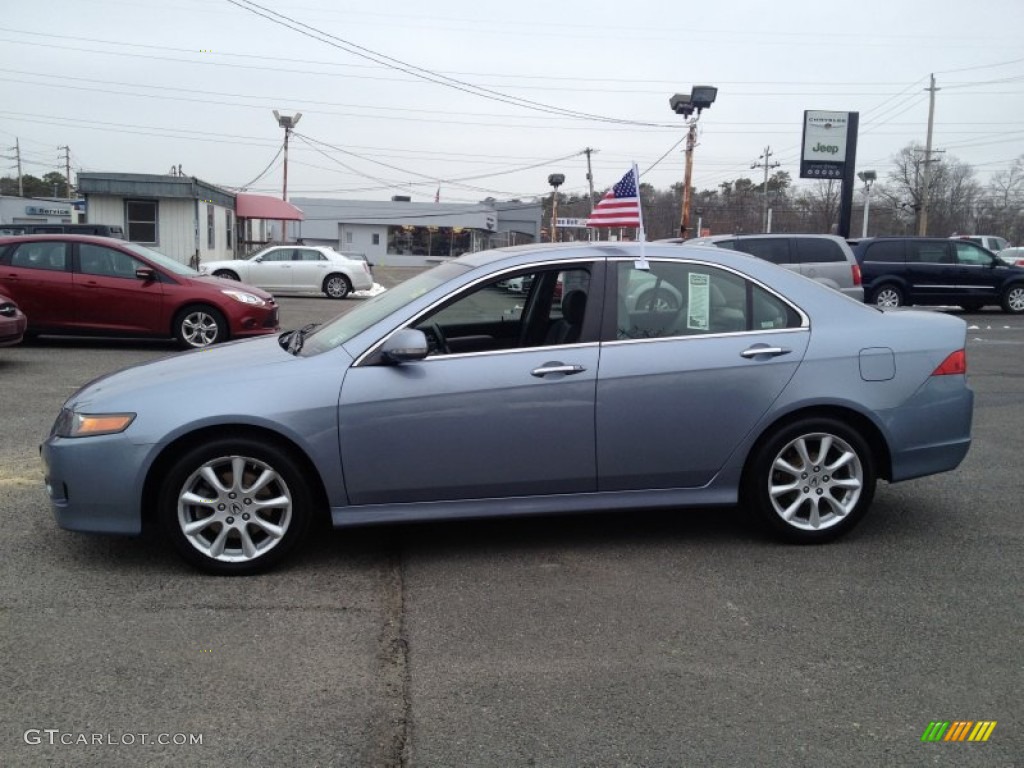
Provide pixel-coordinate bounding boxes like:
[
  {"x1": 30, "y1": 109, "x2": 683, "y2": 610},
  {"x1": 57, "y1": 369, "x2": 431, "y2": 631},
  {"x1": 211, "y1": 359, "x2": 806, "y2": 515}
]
[
  {"x1": 380, "y1": 329, "x2": 429, "y2": 363},
  {"x1": 135, "y1": 267, "x2": 156, "y2": 282}
]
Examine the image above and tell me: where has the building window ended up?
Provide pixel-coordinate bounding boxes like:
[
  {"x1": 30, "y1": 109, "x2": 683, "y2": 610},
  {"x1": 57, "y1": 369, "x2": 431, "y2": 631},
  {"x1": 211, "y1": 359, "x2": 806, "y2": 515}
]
[
  {"x1": 372, "y1": 233, "x2": 380, "y2": 246},
  {"x1": 225, "y1": 210, "x2": 233, "y2": 249},
  {"x1": 345, "y1": 231, "x2": 354, "y2": 244},
  {"x1": 207, "y1": 204, "x2": 215, "y2": 249},
  {"x1": 125, "y1": 199, "x2": 157, "y2": 243}
]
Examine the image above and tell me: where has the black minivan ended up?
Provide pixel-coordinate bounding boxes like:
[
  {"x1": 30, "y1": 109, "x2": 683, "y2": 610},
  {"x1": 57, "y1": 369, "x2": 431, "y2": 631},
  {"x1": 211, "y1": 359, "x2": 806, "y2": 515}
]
[
  {"x1": 0, "y1": 223, "x2": 125, "y2": 238},
  {"x1": 850, "y1": 236, "x2": 1024, "y2": 314}
]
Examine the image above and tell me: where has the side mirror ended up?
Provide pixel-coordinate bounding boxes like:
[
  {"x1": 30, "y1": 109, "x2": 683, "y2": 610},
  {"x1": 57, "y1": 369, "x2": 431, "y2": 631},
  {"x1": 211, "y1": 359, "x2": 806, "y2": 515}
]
[
  {"x1": 380, "y1": 329, "x2": 429, "y2": 363},
  {"x1": 135, "y1": 267, "x2": 156, "y2": 282},
  {"x1": 252, "y1": 255, "x2": 263, "y2": 262}
]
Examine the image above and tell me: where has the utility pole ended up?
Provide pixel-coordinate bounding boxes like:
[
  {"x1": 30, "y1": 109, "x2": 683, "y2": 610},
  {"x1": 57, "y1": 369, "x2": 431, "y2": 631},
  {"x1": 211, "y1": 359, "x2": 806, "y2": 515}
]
[
  {"x1": 751, "y1": 145, "x2": 780, "y2": 233},
  {"x1": 59, "y1": 145, "x2": 72, "y2": 198},
  {"x1": 273, "y1": 111, "x2": 302, "y2": 241},
  {"x1": 14, "y1": 138, "x2": 24, "y2": 197},
  {"x1": 583, "y1": 147, "x2": 598, "y2": 241},
  {"x1": 919, "y1": 74, "x2": 939, "y2": 236}
]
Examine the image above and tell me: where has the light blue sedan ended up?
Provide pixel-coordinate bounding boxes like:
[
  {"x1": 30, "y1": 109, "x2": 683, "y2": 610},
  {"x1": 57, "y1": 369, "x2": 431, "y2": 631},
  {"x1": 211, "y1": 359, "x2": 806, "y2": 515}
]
[{"x1": 42, "y1": 243, "x2": 974, "y2": 574}]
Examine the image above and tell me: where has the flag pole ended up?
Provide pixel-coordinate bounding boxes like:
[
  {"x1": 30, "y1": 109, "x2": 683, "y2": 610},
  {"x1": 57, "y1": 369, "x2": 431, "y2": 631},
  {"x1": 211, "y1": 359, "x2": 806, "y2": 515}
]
[{"x1": 633, "y1": 162, "x2": 649, "y2": 270}]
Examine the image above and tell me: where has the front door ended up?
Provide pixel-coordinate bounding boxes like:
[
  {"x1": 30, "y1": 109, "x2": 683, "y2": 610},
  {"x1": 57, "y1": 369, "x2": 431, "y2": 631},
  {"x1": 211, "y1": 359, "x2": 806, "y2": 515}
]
[{"x1": 71, "y1": 242, "x2": 164, "y2": 333}]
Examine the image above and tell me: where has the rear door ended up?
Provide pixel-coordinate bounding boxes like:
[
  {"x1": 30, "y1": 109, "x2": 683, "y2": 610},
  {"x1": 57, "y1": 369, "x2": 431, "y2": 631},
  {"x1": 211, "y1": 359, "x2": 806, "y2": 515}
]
[
  {"x1": 0, "y1": 240, "x2": 74, "y2": 327},
  {"x1": 291, "y1": 247, "x2": 331, "y2": 292},
  {"x1": 597, "y1": 258, "x2": 809, "y2": 491},
  {"x1": 907, "y1": 240, "x2": 956, "y2": 302},
  {"x1": 795, "y1": 237, "x2": 852, "y2": 291}
]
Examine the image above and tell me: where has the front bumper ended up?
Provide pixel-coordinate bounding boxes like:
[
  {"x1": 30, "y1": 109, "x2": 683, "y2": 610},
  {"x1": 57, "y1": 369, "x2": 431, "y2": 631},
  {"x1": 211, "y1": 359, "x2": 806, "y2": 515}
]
[{"x1": 41, "y1": 433, "x2": 153, "y2": 535}]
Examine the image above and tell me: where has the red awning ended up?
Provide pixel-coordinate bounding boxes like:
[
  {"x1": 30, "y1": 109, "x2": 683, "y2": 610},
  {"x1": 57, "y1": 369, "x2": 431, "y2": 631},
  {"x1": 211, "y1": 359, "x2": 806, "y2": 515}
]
[{"x1": 235, "y1": 193, "x2": 304, "y2": 221}]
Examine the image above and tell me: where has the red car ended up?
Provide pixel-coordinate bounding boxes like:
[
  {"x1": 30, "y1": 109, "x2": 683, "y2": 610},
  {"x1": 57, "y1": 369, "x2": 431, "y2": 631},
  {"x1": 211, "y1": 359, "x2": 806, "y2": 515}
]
[
  {"x1": 0, "y1": 235, "x2": 279, "y2": 347},
  {"x1": 0, "y1": 291, "x2": 27, "y2": 347}
]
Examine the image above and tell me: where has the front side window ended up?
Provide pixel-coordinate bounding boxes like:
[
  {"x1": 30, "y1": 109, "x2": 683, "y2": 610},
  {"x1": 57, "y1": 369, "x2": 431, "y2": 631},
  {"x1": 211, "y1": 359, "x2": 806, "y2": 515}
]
[
  {"x1": 259, "y1": 248, "x2": 293, "y2": 262},
  {"x1": 125, "y1": 200, "x2": 157, "y2": 244},
  {"x1": 79, "y1": 244, "x2": 143, "y2": 278},
  {"x1": 613, "y1": 261, "x2": 800, "y2": 340},
  {"x1": 415, "y1": 267, "x2": 592, "y2": 355},
  {"x1": 954, "y1": 242, "x2": 993, "y2": 266},
  {"x1": 9, "y1": 241, "x2": 68, "y2": 271}
]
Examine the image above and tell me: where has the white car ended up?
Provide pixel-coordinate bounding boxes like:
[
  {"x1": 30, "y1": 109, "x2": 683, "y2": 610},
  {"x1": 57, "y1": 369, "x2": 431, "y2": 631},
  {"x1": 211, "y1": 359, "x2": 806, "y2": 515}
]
[
  {"x1": 996, "y1": 247, "x2": 1024, "y2": 267},
  {"x1": 201, "y1": 245, "x2": 374, "y2": 299}
]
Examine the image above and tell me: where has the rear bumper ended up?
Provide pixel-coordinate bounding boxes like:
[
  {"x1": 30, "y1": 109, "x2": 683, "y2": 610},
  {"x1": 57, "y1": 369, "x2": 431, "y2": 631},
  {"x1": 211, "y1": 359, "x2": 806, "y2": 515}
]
[{"x1": 885, "y1": 376, "x2": 974, "y2": 482}]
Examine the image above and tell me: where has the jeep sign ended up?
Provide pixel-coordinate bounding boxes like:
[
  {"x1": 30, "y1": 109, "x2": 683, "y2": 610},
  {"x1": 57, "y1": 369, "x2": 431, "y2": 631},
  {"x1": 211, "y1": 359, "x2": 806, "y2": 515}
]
[{"x1": 800, "y1": 110, "x2": 854, "y2": 179}]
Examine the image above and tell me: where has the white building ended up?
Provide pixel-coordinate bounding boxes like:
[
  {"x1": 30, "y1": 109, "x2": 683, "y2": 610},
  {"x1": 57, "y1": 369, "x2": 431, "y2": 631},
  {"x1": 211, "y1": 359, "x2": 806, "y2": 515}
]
[
  {"x1": 77, "y1": 172, "x2": 237, "y2": 266},
  {"x1": 291, "y1": 197, "x2": 542, "y2": 267}
]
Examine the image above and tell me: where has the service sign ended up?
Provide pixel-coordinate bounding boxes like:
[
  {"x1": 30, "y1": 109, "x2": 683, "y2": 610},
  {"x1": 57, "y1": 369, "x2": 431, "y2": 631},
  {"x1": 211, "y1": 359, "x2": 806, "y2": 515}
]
[{"x1": 800, "y1": 111, "x2": 851, "y2": 179}]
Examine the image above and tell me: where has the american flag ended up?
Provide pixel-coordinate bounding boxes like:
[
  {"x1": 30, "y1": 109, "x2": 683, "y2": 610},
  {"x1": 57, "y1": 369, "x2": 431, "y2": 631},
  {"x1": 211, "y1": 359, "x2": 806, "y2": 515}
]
[{"x1": 586, "y1": 166, "x2": 643, "y2": 228}]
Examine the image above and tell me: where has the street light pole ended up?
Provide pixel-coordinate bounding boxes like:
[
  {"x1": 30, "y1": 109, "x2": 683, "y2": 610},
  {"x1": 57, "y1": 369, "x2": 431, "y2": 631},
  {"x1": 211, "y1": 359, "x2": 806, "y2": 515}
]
[
  {"x1": 857, "y1": 170, "x2": 877, "y2": 238},
  {"x1": 670, "y1": 86, "x2": 717, "y2": 239},
  {"x1": 273, "y1": 110, "x2": 302, "y2": 242},
  {"x1": 548, "y1": 173, "x2": 565, "y2": 243}
]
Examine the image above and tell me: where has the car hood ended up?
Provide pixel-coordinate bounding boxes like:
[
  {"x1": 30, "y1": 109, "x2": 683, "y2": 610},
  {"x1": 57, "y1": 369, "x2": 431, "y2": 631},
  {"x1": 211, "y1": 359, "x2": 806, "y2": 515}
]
[{"x1": 67, "y1": 335, "x2": 295, "y2": 409}]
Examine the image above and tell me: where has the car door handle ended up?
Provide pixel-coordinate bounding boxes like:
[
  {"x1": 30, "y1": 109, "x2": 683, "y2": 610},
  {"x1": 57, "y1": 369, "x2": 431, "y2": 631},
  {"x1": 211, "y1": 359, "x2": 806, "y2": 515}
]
[
  {"x1": 531, "y1": 364, "x2": 586, "y2": 377},
  {"x1": 740, "y1": 346, "x2": 791, "y2": 358}
]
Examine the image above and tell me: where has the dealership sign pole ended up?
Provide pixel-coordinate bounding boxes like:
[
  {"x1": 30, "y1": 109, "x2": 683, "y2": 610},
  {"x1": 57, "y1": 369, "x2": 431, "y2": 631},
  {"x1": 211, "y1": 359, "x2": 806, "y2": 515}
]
[{"x1": 800, "y1": 110, "x2": 859, "y2": 238}]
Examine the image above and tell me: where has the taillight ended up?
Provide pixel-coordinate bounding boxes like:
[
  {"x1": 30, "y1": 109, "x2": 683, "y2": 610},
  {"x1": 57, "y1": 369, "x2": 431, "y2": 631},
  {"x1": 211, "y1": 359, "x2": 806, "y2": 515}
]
[
  {"x1": 851, "y1": 263, "x2": 862, "y2": 286},
  {"x1": 932, "y1": 349, "x2": 966, "y2": 376}
]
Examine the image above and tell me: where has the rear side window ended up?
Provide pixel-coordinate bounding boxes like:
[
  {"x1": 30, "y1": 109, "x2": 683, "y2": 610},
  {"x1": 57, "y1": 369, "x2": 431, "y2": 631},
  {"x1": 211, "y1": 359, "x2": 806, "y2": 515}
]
[
  {"x1": 734, "y1": 238, "x2": 792, "y2": 265},
  {"x1": 10, "y1": 241, "x2": 68, "y2": 271},
  {"x1": 795, "y1": 238, "x2": 847, "y2": 263},
  {"x1": 910, "y1": 241, "x2": 952, "y2": 264},
  {"x1": 862, "y1": 241, "x2": 904, "y2": 263},
  {"x1": 710, "y1": 239, "x2": 737, "y2": 250}
]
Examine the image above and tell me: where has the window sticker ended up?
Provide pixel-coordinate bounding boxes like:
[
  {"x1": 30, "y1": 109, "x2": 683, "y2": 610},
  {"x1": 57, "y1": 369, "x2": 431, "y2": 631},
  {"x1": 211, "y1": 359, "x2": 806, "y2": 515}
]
[{"x1": 687, "y1": 273, "x2": 710, "y2": 330}]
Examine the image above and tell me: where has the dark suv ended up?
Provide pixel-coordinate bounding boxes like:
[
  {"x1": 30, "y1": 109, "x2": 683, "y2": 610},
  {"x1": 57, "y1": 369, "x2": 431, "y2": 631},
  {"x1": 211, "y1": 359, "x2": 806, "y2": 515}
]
[{"x1": 850, "y1": 237, "x2": 1024, "y2": 314}]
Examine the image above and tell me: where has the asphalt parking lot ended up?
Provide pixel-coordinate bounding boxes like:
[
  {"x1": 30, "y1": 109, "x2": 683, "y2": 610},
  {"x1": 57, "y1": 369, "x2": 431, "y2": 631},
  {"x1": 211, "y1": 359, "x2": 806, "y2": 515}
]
[{"x1": 1, "y1": 278, "x2": 1021, "y2": 767}]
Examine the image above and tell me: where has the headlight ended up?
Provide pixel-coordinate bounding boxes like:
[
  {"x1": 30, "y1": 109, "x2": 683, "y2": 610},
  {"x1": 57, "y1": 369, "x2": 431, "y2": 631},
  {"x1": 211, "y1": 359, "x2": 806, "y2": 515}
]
[
  {"x1": 221, "y1": 289, "x2": 266, "y2": 306},
  {"x1": 53, "y1": 408, "x2": 136, "y2": 438}
]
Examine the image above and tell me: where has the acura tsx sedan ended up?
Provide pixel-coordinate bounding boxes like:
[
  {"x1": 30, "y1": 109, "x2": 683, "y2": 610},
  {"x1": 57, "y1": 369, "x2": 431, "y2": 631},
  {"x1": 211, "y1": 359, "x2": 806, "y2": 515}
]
[{"x1": 41, "y1": 242, "x2": 974, "y2": 574}]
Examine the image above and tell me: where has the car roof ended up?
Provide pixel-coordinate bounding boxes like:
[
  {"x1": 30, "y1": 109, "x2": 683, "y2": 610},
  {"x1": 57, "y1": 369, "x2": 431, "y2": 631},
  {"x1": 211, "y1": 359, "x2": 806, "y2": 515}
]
[{"x1": 0, "y1": 233, "x2": 129, "y2": 245}]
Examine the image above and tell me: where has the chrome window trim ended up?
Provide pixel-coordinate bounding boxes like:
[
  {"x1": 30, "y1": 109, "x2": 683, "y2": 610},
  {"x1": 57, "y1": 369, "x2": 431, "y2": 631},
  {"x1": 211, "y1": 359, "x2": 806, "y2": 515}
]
[{"x1": 601, "y1": 325, "x2": 809, "y2": 348}]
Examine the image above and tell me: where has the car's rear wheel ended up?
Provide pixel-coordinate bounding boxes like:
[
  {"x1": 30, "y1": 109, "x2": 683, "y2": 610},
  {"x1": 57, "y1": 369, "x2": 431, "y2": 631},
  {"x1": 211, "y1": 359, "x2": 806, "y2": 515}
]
[
  {"x1": 324, "y1": 274, "x2": 352, "y2": 299},
  {"x1": 872, "y1": 284, "x2": 903, "y2": 309},
  {"x1": 1001, "y1": 284, "x2": 1024, "y2": 314},
  {"x1": 173, "y1": 305, "x2": 227, "y2": 348},
  {"x1": 743, "y1": 418, "x2": 876, "y2": 543},
  {"x1": 959, "y1": 302, "x2": 983, "y2": 312},
  {"x1": 213, "y1": 270, "x2": 240, "y2": 281},
  {"x1": 158, "y1": 438, "x2": 312, "y2": 575}
]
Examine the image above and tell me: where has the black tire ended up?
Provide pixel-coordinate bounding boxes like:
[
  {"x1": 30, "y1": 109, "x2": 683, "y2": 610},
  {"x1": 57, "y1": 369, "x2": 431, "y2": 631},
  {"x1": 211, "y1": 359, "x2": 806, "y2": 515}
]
[
  {"x1": 742, "y1": 417, "x2": 876, "y2": 543},
  {"x1": 871, "y1": 284, "x2": 903, "y2": 309},
  {"x1": 213, "y1": 270, "x2": 240, "y2": 281},
  {"x1": 637, "y1": 288, "x2": 680, "y2": 312},
  {"x1": 173, "y1": 305, "x2": 228, "y2": 349},
  {"x1": 1000, "y1": 284, "x2": 1024, "y2": 314},
  {"x1": 158, "y1": 438, "x2": 313, "y2": 575},
  {"x1": 959, "y1": 302, "x2": 983, "y2": 313},
  {"x1": 323, "y1": 274, "x2": 352, "y2": 299}
]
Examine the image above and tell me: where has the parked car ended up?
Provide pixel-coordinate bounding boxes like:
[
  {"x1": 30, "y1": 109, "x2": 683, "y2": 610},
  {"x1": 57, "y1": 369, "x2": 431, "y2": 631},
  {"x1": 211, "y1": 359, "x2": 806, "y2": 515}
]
[
  {"x1": 996, "y1": 247, "x2": 1024, "y2": 267},
  {"x1": 0, "y1": 235, "x2": 279, "y2": 348},
  {"x1": 0, "y1": 291, "x2": 27, "y2": 347},
  {"x1": 42, "y1": 242, "x2": 973, "y2": 574},
  {"x1": 850, "y1": 236, "x2": 1024, "y2": 313},
  {"x1": 953, "y1": 235, "x2": 1008, "y2": 253},
  {"x1": 686, "y1": 234, "x2": 864, "y2": 302},
  {"x1": 200, "y1": 244, "x2": 374, "y2": 299}
]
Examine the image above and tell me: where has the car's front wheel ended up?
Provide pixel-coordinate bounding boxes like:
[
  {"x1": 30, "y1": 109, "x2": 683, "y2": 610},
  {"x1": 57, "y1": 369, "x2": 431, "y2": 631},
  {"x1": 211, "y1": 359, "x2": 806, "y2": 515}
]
[
  {"x1": 872, "y1": 284, "x2": 903, "y2": 309},
  {"x1": 1001, "y1": 284, "x2": 1024, "y2": 314},
  {"x1": 743, "y1": 418, "x2": 876, "y2": 543},
  {"x1": 173, "y1": 305, "x2": 227, "y2": 348},
  {"x1": 213, "y1": 270, "x2": 240, "y2": 281},
  {"x1": 158, "y1": 438, "x2": 313, "y2": 575},
  {"x1": 323, "y1": 274, "x2": 352, "y2": 299}
]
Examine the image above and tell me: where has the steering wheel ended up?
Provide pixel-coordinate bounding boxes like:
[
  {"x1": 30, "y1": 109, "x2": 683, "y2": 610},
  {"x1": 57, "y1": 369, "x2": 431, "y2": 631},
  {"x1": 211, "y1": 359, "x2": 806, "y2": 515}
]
[{"x1": 422, "y1": 322, "x2": 449, "y2": 355}]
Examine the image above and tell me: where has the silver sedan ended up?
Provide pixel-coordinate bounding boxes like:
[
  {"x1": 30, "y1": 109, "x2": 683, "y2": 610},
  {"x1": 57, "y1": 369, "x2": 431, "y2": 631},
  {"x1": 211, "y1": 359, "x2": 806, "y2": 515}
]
[{"x1": 42, "y1": 242, "x2": 973, "y2": 574}]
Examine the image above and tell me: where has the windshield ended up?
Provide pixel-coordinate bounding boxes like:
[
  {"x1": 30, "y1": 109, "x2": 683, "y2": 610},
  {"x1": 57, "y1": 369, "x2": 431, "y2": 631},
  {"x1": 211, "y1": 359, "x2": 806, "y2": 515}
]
[
  {"x1": 121, "y1": 242, "x2": 199, "y2": 276},
  {"x1": 300, "y1": 261, "x2": 470, "y2": 356}
]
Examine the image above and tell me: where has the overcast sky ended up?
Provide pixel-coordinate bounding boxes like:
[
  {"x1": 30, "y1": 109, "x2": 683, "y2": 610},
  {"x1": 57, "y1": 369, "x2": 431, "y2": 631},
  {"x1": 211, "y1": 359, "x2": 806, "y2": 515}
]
[{"x1": 2, "y1": 0, "x2": 1022, "y2": 205}]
